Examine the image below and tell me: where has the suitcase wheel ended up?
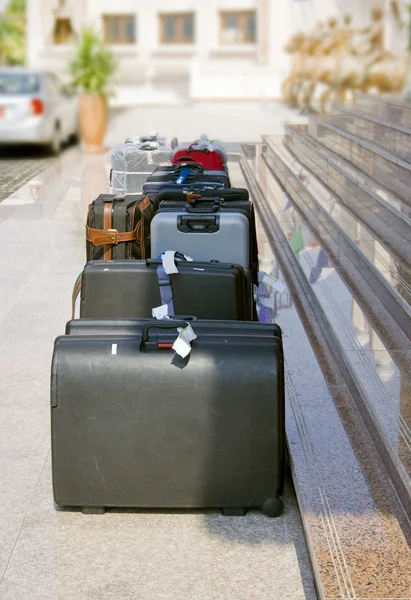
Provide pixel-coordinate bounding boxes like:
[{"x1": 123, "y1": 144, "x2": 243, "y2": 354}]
[
  {"x1": 81, "y1": 507, "x2": 107, "y2": 515},
  {"x1": 221, "y1": 507, "x2": 247, "y2": 517},
  {"x1": 261, "y1": 497, "x2": 283, "y2": 518}
]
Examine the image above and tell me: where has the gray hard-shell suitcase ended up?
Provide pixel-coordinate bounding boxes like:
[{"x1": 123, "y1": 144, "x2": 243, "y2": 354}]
[
  {"x1": 77, "y1": 258, "x2": 254, "y2": 321},
  {"x1": 111, "y1": 142, "x2": 173, "y2": 195},
  {"x1": 125, "y1": 135, "x2": 178, "y2": 149},
  {"x1": 150, "y1": 205, "x2": 250, "y2": 269},
  {"x1": 51, "y1": 319, "x2": 285, "y2": 516}
]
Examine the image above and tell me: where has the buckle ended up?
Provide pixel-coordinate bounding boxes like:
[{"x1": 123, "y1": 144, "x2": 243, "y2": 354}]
[{"x1": 106, "y1": 229, "x2": 119, "y2": 245}]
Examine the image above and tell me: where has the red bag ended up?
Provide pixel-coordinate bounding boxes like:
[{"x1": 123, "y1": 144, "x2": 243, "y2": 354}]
[{"x1": 173, "y1": 144, "x2": 225, "y2": 171}]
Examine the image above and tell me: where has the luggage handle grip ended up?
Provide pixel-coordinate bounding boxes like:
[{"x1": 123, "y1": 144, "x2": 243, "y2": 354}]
[
  {"x1": 140, "y1": 142, "x2": 160, "y2": 150},
  {"x1": 145, "y1": 251, "x2": 188, "y2": 265},
  {"x1": 178, "y1": 216, "x2": 219, "y2": 233},
  {"x1": 141, "y1": 320, "x2": 189, "y2": 347},
  {"x1": 188, "y1": 145, "x2": 210, "y2": 154},
  {"x1": 173, "y1": 160, "x2": 203, "y2": 172},
  {"x1": 184, "y1": 203, "x2": 219, "y2": 214}
]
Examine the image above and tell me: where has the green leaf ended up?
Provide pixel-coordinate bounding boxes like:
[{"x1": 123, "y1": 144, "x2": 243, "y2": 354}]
[{"x1": 69, "y1": 27, "x2": 117, "y2": 96}]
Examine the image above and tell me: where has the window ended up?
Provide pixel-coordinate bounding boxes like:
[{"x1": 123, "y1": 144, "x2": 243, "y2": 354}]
[
  {"x1": 220, "y1": 11, "x2": 257, "y2": 44},
  {"x1": 53, "y1": 17, "x2": 75, "y2": 45},
  {"x1": 0, "y1": 73, "x2": 41, "y2": 95},
  {"x1": 103, "y1": 15, "x2": 136, "y2": 44},
  {"x1": 159, "y1": 13, "x2": 195, "y2": 44}
]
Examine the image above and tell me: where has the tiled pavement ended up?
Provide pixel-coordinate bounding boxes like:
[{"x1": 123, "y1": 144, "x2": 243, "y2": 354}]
[{"x1": 0, "y1": 147, "x2": 56, "y2": 202}]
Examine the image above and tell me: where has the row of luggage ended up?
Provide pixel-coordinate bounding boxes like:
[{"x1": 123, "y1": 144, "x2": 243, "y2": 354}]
[
  {"x1": 51, "y1": 133, "x2": 286, "y2": 518},
  {"x1": 111, "y1": 133, "x2": 228, "y2": 196}
]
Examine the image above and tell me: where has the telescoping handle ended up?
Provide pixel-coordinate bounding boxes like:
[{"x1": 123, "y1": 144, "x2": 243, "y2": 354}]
[{"x1": 184, "y1": 196, "x2": 221, "y2": 213}]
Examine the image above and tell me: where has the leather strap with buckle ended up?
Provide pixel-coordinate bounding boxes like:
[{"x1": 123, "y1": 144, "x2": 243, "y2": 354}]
[{"x1": 86, "y1": 222, "x2": 142, "y2": 247}]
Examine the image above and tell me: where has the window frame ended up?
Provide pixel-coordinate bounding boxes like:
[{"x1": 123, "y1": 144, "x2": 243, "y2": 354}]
[
  {"x1": 103, "y1": 14, "x2": 137, "y2": 45},
  {"x1": 219, "y1": 10, "x2": 257, "y2": 45},
  {"x1": 158, "y1": 12, "x2": 195, "y2": 45}
]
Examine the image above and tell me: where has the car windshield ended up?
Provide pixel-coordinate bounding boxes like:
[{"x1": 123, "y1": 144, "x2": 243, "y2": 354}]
[{"x1": 0, "y1": 73, "x2": 41, "y2": 95}]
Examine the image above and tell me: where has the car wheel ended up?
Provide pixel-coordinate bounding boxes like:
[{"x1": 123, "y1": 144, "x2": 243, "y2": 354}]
[{"x1": 48, "y1": 125, "x2": 61, "y2": 156}]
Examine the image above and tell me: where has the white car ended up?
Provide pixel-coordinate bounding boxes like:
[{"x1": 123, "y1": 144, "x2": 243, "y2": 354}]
[{"x1": 0, "y1": 68, "x2": 79, "y2": 155}]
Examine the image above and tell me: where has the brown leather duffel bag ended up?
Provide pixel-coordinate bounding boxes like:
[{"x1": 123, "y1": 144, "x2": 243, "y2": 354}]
[{"x1": 86, "y1": 194, "x2": 152, "y2": 261}]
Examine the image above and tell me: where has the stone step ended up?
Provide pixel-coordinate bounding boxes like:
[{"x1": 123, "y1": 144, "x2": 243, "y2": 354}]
[
  {"x1": 261, "y1": 135, "x2": 411, "y2": 515},
  {"x1": 285, "y1": 123, "x2": 411, "y2": 220},
  {"x1": 331, "y1": 102, "x2": 411, "y2": 164},
  {"x1": 240, "y1": 148, "x2": 411, "y2": 600},
  {"x1": 354, "y1": 92, "x2": 411, "y2": 129},
  {"x1": 307, "y1": 114, "x2": 411, "y2": 206},
  {"x1": 283, "y1": 124, "x2": 411, "y2": 279}
]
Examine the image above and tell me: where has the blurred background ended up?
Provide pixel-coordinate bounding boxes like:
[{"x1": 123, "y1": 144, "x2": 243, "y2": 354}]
[
  {"x1": 0, "y1": 0, "x2": 410, "y2": 198},
  {"x1": 23, "y1": 0, "x2": 410, "y2": 105}
]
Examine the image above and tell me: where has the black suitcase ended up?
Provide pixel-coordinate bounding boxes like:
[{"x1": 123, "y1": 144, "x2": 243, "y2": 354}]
[
  {"x1": 75, "y1": 259, "x2": 254, "y2": 321},
  {"x1": 151, "y1": 187, "x2": 249, "y2": 213},
  {"x1": 51, "y1": 319, "x2": 285, "y2": 516},
  {"x1": 143, "y1": 180, "x2": 225, "y2": 202},
  {"x1": 86, "y1": 194, "x2": 153, "y2": 261},
  {"x1": 147, "y1": 162, "x2": 231, "y2": 188}
]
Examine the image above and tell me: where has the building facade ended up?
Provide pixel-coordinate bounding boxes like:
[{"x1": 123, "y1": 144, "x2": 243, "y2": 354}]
[{"x1": 26, "y1": 0, "x2": 406, "y2": 105}]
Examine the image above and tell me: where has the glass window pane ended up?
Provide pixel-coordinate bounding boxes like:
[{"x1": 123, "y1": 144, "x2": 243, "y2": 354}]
[
  {"x1": 247, "y1": 13, "x2": 256, "y2": 42},
  {"x1": 0, "y1": 73, "x2": 41, "y2": 94},
  {"x1": 183, "y1": 16, "x2": 193, "y2": 41},
  {"x1": 110, "y1": 17, "x2": 119, "y2": 42},
  {"x1": 164, "y1": 16, "x2": 175, "y2": 40},
  {"x1": 126, "y1": 17, "x2": 135, "y2": 43},
  {"x1": 226, "y1": 14, "x2": 238, "y2": 30}
]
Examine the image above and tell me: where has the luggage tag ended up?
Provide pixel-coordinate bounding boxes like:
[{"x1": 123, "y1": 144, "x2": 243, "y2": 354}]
[
  {"x1": 172, "y1": 324, "x2": 197, "y2": 358},
  {"x1": 162, "y1": 251, "x2": 179, "y2": 274},
  {"x1": 152, "y1": 304, "x2": 170, "y2": 320},
  {"x1": 176, "y1": 168, "x2": 191, "y2": 185}
]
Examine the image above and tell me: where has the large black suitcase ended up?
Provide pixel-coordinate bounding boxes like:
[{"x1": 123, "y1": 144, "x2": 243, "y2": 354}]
[
  {"x1": 86, "y1": 194, "x2": 153, "y2": 261},
  {"x1": 51, "y1": 319, "x2": 285, "y2": 516},
  {"x1": 75, "y1": 259, "x2": 253, "y2": 321}
]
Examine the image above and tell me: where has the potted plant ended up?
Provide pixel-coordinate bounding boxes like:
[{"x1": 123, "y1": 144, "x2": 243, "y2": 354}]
[{"x1": 70, "y1": 27, "x2": 116, "y2": 154}]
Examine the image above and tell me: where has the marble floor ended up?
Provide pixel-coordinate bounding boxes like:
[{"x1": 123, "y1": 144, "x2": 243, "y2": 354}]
[{"x1": 0, "y1": 110, "x2": 317, "y2": 600}]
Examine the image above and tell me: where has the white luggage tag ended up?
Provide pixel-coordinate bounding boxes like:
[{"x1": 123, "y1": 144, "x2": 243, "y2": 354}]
[
  {"x1": 152, "y1": 304, "x2": 170, "y2": 320},
  {"x1": 172, "y1": 324, "x2": 197, "y2": 358},
  {"x1": 162, "y1": 251, "x2": 179, "y2": 274}
]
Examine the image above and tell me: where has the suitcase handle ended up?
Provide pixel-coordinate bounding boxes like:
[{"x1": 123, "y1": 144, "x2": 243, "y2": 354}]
[
  {"x1": 141, "y1": 320, "x2": 189, "y2": 348},
  {"x1": 184, "y1": 202, "x2": 220, "y2": 214},
  {"x1": 145, "y1": 251, "x2": 188, "y2": 265},
  {"x1": 140, "y1": 142, "x2": 160, "y2": 150},
  {"x1": 178, "y1": 215, "x2": 219, "y2": 233},
  {"x1": 173, "y1": 160, "x2": 203, "y2": 172},
  {"x1": 188, "y1": 144, "x2": 210, "y2": 154}
]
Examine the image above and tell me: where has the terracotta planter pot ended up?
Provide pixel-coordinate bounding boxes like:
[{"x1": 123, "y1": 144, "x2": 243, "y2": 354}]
[{"x1": 79, "y1": 93, "x2": 108, "y2": 154}]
